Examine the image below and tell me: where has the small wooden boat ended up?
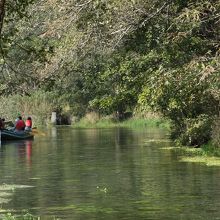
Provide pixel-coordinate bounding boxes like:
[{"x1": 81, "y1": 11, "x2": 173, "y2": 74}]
[{"x1": 0, "y1": 129, "x2": 34, "y2": 141}]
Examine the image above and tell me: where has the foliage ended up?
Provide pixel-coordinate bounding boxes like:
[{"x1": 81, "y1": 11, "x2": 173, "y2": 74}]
[
  {"x1": 178, "y1": 114, "x2": 213, "y2": 146},
  {"x1": 0, "y1": 0, "x2": 219, "y2": 145}
]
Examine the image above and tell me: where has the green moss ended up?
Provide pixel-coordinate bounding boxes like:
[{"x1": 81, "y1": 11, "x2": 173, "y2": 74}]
[
  {"x1": 47, "y1": 204, "x2": 116, "y2": 214},
  {"x1": 1, "y1": 213, "x2": 37, "y2": 220},
  {"x1": 160, "y1": 143, "x2": 220, "y2": 166},
  {"x1": 180, "y1": 156, "x2": 220, "y2": 166}
]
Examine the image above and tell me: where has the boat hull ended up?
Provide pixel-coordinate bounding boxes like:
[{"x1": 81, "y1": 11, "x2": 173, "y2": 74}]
[{"x1": 1, "y1": 130, "x2": 34, "y2": 141}]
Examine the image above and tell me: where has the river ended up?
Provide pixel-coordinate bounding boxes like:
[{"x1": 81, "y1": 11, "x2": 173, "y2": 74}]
[{"x1": 0, "y1": 127, "x2": 220, "y2": 219}]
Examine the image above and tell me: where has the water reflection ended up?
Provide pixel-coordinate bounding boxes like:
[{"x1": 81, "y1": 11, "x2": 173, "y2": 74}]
[
  {"x1": 0, "y1": 127, "x2": 219, "y2": 220},
  {"x1": 51, "y1": 126, "x2": 57, "y2": 138},
  {"x1": 0, "y1": 139, "x2": 33, "y2": 168}
]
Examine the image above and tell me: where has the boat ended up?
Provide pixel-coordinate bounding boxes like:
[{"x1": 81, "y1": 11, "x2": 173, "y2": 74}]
[{"x1": 0, "y1": 129, "x2": 34, "y2": 141}]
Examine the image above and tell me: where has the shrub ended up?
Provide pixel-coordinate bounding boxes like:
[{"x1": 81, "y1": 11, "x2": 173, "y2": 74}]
[
  {"x1": 84, "y1": 112, "x2": 100, "y2": 124},
  {"x1": 178, "y1": 114, "x2": 213, "y2": 146}
]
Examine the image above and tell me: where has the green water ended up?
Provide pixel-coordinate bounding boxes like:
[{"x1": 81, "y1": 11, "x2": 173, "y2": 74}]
[{"x1": 0, "y1": 127, "x2": 220, "y2": 219}]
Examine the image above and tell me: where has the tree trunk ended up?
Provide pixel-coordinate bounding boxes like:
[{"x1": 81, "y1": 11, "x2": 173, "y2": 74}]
[{"x1": 0, "y1": 0, "x2": 5, "y2": 34}]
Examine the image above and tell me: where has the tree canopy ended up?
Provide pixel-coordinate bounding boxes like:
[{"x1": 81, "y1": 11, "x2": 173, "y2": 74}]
[{"x1": 0, "y1": 0, "x2": 219, "y2": 146}]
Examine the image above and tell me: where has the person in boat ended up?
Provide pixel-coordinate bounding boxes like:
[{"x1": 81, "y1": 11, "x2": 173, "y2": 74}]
[
  {"x1": 0, "y1": 118, "x2": 6, "y2": 130},
  {"x1": 14, "y1": 117, "x2": 19, "y2": 125},
  {"x1": 8, "y1": 117, "x2": 20, "y2": 131},
  {"x1": 15, "y1": 116, "x2": 25, "y2": 133},
  {"x1": 25, "y1": 116, "x2": 32, "y2": 131},
  {"x1": 1, "y1": 118, "x2": 5, "y2": 129},
  {"x1": 0, "y1": 118, "x2": 3, "y2": 130}
]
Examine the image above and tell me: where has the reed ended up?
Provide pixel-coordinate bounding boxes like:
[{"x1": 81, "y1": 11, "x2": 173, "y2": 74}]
[
  {"x1": 73, "y1": 116, "x2": 170, "y2": 129},
  {"x1": 0, "y1": 91, "x2": 58, "y2": 126}
]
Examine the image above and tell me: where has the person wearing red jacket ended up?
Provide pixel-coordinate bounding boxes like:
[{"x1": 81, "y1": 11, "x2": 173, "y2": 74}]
[
  {"x1": 25, "y1": 117, "x2": 32, "y2": 131},
  {"x1": 15, "y1": 116, "x2": 25, "y2": 132}
]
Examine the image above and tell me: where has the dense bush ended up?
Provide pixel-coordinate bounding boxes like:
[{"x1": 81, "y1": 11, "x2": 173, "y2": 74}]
[{"x1": 178, "y1": 114, "x2": 213, "y2": 146}]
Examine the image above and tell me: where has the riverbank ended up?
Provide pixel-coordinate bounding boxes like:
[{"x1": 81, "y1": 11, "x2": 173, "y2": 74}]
[{"x1": 161, "y1": 143, "x2": 220, "y2": 166}]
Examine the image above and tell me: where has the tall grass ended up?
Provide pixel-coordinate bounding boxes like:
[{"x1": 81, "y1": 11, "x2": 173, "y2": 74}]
[
  {"x1": 201, "y1": 143, "x2": 220, "y2": 157},
  {"x1": 0, "y1": 91, "x2": 58, "y2": 126},
  {"x1": 120, "y1": 118, "x2": 170, "y2": 129},
  {"x1": 73, "y1": 112, "x2": 170, "y2": 129}
]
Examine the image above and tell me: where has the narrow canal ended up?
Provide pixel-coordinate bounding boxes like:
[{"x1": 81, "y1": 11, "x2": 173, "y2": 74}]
[{"x1": 0, "y1": 127, "x2": 220, "y2": 219}]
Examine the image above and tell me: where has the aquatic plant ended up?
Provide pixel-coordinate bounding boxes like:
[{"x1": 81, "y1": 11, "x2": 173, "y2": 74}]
[
  {"x1": 161, "y1": 144, "x2": 220, "y2": 166},
  {"x1": 1, "y1": 213, "x2": 37, "y2": 220}
]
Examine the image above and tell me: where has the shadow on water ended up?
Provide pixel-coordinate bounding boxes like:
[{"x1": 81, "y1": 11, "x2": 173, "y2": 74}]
[{"x1": 0, "y1": 127, "x2": 220, "y2": 219}]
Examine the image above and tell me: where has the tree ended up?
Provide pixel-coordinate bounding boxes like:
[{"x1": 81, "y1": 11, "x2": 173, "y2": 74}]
[{"x1": 0, "y1": 0, "x2": 219, "y2": 146}]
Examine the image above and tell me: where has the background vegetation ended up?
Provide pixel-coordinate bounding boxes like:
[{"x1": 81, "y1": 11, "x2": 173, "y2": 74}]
[{"x1": 0, "y1": 0, "x2": 219, "y2": 147}]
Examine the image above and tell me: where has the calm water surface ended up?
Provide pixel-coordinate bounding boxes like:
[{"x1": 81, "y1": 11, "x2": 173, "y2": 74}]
[{"x1": 0, "y1": 127, "x2": 220, "y2": 219}]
